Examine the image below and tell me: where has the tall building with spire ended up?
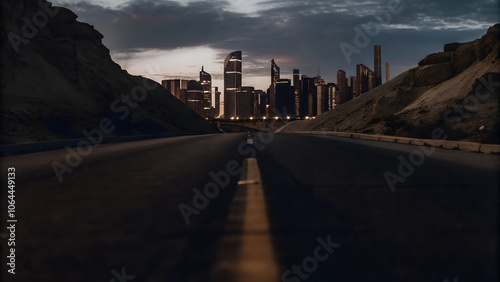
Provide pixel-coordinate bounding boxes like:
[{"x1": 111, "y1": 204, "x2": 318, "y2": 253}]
[
  {"x1": 269, "y1": 59, "x2": 280, "y2": 116},
  {"x1": 223, "y1": 51, "x2": 242, "y2": 119},
  {"x1": 199, "y1": 66, "x2": 212, "y2": 118}
]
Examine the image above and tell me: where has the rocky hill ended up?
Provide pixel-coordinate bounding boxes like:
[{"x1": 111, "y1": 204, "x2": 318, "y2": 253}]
[
  {"x1": 0, "y1": 0, "x2": 218, "y2": 144},
  {"x1": 280, "y1": 24, "x2": 500, "y2": 144}
]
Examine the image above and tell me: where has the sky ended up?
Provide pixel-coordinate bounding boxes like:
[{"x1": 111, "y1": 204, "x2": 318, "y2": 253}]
[{"x1": 51, "y1": 0, "x2": 498, "y2": 94}]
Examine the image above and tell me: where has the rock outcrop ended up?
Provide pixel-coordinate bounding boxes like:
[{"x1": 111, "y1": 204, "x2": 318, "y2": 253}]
[
  {"x1": 1, "y1": 0, "x2": 218, "y2": 144},
  {"x1": 280, "y1": 24, "x2": 500, "y2": 144}
]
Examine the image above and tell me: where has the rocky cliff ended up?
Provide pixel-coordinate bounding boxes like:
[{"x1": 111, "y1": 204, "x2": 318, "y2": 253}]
[
  {"x1": 0, "y1": 0, "x2": 218, "y2": 144},
  {"x1": 280, "y1": 24, "x2": 500, "y2": 144}
]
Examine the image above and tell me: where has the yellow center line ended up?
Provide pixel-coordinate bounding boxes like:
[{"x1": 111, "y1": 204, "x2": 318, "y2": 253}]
[{"x1": 211, "y1": 157, "x2": 279, "y2": 282}]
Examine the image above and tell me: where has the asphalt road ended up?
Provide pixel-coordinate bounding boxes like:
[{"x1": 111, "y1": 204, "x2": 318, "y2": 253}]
[{"x1": 0, "y1": 133, "x2": 498, "y2": 281}]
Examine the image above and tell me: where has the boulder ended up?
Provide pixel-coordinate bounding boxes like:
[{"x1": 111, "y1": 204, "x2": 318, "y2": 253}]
[
  {"x1": 412, "y1": 62, "x2": 454, "y2": 87},
  {"x1": 444, "y1": 43, "x2": 461, "y2": 52},
  {"x1": 418, "y1": 51, "x2": 452, "y2": 66},
  {"x1": 451, "y1": 41, "x2": 477, "y2": 75},
  {"x1": 475, "y1": 23, "x2": 500, "y2": 61}
]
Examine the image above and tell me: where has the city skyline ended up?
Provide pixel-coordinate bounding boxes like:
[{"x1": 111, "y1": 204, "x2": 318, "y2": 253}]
[
  {"x1": 51, "y1": 0, "x2": 498, "y2": 91},
  {"x1": 161, "y1": 44, "x2": 384, "y2": 118}
]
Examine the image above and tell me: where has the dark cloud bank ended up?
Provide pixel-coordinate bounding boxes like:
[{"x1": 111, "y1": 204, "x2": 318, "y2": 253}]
[{"x1": 56, "y1": 0, "x2": 499, "y2": 83}]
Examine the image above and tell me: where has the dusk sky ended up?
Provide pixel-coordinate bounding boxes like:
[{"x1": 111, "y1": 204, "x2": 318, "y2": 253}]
[{"x1": 52, "y1": 0, "x2": 498, "y2": 94}]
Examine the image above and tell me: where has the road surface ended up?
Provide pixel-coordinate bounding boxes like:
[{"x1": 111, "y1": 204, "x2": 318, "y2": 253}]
[{"x1": 0, "y1": 133, "x2": 498, "y2": 281}]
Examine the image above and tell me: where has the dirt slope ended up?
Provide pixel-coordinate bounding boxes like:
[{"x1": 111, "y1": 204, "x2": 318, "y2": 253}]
[
  {"x1": 1, "y1": 0, "x2": 218, "y2": 144},
  {"x1": 280, "y1": 24, "x2": 500, "y2": 144}
]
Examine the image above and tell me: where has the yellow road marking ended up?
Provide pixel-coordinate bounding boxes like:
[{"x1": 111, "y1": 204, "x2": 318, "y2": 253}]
[{"x1": 211, "y1": 158, "x2": 279, "y2": 282}]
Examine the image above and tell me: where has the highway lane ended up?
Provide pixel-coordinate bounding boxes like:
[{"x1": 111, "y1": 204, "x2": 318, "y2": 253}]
[
  {"x1": 0, "y1": 132, "x2": 498, "y2": 281},
  {"x1": 256, "y1": 133, "x2": 499, "y2": 282},
  {"x1": 0, "y1": 133, "x2": 249, "y2": 281}
]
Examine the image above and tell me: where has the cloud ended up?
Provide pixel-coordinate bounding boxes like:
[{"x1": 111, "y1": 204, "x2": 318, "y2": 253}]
[{"x1": 52, "y1": 0, "x2": 499, "y2": 89}]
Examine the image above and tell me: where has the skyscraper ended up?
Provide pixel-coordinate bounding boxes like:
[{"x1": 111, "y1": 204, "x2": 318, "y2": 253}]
[
  {"x1": 269, "y1": 59, "x2": 280, "y2": 116},
  {"x1": 200, "y1": 66, "x2": 212, "y2": 118},
  {"x1": 162, "y1": 79, "x2": 187, "y2": 103},
  {"x1": 368, "y1": 70, "x2": 375, "y2": 91},
  {"x1": 326, "y1": 83, "x2": 337, "y2": 110},
  {"x1": 348, "y1": 76, "x2": 356, "y2": 97},
  {"x1": 254, "y1": 90, "x2": 267, "y2": 118},
  {"x1": 185, "y1": 80, "x2": 204, "y2": 117},
  {"x1": 356, "y1": 64, "x2": 372, "y2": 95},
  {"x1": 311, "y1": 77, "x2": 324, "y2": 117},
  {"x1": 317, "y1": 83, "x2": 329, "y2": 115},
  {"x1": 275, "y1": 79, "x2": 293, "y2": 117},
  {"x1": 224, "y1": 51, "x2": 242, "y2": 119},
  {"x1": 214, "y1": 86, "x2": 221, "y2": 118},
  {"x1": 271, "y1": 59, "x2": 280, "y2": 85},
  {"x1": 293, "y1": 69, "x2": 301, "y2": 117},
  {"x1": 300, "y1": 76, "x2": 319, "y2": 117},
  {"x1": 374, "y1": 45, "x2": 382, "y2": 87},
  {"x1": 336, "y1": 70, "x2": 348, "y2": 105},
  {"x1": 237, "y1": 86, "x2": 254, "y2": 118}
]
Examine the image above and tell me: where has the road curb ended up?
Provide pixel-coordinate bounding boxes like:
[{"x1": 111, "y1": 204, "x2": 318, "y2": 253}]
[{"x1": 290, "y1": 131, "x2": 499, "y2": 155}]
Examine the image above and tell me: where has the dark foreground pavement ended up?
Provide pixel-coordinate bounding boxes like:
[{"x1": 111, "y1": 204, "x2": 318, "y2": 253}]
[
  {"x1": 258, "y1": 133, "x2": 498, "y2": 282},
  {"x1": 0, "y1": 134, "x2": 248, "y2": 281},
  {"x1": 0, "y1": 132, "x2": 498, "y2": 281}
]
